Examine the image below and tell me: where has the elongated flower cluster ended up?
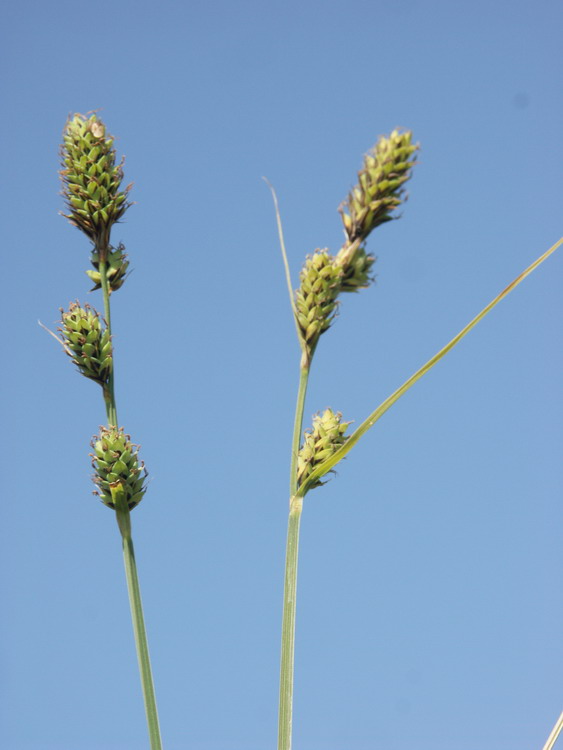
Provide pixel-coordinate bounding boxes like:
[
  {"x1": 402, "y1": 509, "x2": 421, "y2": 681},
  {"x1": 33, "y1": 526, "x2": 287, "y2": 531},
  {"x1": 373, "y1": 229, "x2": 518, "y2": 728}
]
[
  {"x1": 86, "y1": 243, "x2": 129, "y2": 292},
  {"x1": 295, "y1": 244, "x2": 375, "y2": 360},
  {"x1": 335, "y1": 243, "x2": 376, "y2": 292},
  {"x1": 339, "y1": 129, "x2": 418, "y2": 244},
  {"x1": 295, "y1": 250, "x2": 342, "y2": 352},
  {"x1": 60, "y1": 113, "x2": 131, "y2": 252},
  {"x1": 297, "y1": 409, "x2": 351, "y2": 491},
  {"x1": 60, "y1": 302, "x2": 112, "y2": 386},
  {"x1": 91, "y1": 427, "x2": 147, "y2": 510}
]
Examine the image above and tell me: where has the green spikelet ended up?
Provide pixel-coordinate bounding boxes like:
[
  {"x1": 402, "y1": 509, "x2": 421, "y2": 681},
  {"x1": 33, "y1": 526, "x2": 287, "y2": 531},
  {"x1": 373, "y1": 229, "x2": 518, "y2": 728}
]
[
  {"x1": 91, "y1": 426, "x2": 147, "y2": 510},
  {"x1": 336, "y1": 244, "x2": 376, "y2": 293},
  {"x1": 60, "y1": 113, "x2": 131, "y2": 253},
  {"x1": 86, "y1": 242, "x2": 130, "y2": 292},
  {"x1": 295, "y1": 250, "x2": 343, "y2": 356},
  {"x1": 59, "y1": 302, "x2": 112, "y2": 385},
  {"x1": 339, "y1": 129, "x2": 418, "y2": 244},
  {"x1": 297, "y1": 409, "x2": 351, "y2": 491}
]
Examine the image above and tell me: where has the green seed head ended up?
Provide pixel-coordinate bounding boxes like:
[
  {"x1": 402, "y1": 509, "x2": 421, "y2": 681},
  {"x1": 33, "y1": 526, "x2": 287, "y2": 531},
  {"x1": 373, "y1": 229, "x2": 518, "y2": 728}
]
[
  {"x1": 59, "y1": 302, "x2": 112, "y2": 386},
  {"x1": 86, "y1": 242, "x2": 130, "y2": 293},
  {"x1": 297, "y1": 409, "x2": 351, "y2": 491},
  {"x1": 295, "y1": 250, "x2": 343, "y2": 358},
  {"x1": 60, "y1": 113, "x2": 131, "y2": 253},
  {"x1": 335, "y1": 244, "x2": 376, "y2": 293},
  {"x1": 339, "y1": 129, "x2": 418, "y2": 244},
  {"x1": 91, "y1": 426, "x2": 147, "y2": 510}
]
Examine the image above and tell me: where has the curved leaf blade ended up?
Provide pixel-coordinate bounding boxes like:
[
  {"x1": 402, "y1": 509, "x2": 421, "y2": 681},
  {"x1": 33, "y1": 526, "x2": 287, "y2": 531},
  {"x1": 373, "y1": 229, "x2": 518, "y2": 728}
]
[{"x1": 299, "y1": 237, "x2": 563, "y2": 495}]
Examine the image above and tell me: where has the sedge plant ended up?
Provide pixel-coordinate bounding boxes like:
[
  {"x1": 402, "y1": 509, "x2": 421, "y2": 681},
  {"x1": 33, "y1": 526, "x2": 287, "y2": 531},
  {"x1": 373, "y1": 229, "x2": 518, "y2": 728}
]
[
  {"x1": 268, "y1": 130, "x2": 562, "y2": 750},
  {"x1": 55, "y1": 113, "x2": 163, "y2": 749}
]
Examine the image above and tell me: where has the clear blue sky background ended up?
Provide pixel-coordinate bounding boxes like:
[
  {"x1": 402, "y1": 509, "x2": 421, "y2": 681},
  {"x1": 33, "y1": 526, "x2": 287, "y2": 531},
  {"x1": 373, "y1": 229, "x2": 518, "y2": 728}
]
[{"x1": 1, "y1": 1, "x2": 561, "y2": 749}]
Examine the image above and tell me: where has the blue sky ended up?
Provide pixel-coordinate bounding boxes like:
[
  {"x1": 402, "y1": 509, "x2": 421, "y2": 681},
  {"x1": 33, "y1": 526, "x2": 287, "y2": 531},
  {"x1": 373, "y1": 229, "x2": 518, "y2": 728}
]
[{"x1": 1, "y1": 1, "x2": 561, "y2": 749}]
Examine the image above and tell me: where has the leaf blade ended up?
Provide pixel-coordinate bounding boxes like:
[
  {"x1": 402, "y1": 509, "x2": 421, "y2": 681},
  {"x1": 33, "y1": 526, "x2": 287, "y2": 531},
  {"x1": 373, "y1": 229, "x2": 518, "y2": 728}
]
[{"x1": 299, "y1": 237, "x2": 563, "y2": 495}]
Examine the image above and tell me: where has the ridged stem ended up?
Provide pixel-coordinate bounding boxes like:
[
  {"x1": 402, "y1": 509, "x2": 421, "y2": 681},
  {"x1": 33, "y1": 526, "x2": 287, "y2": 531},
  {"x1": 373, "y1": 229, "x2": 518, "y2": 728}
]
[
  {"x1": 115, "y1": 500, "x2": 163, "y2": 750},
  {"x1": 278, "y1": 362, "x2": 310, "y2": 750},
  {"x1": 99, "y1": 257, "x2": 118, "y2": 428},
  {"x1": 289, "y1": 366, "x2": 310, "y2": 497},
  {"x1": 99, "y1": 258, "x2": 163, "y2": 750},
  {"x1": 278, "y1": 495, "x2": 303, "y2": 750}
]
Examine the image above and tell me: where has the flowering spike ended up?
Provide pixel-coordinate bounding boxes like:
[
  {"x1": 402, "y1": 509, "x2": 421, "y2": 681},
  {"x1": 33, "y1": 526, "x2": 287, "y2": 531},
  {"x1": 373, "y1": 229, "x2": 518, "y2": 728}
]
[
  {"x1": 297, "y1": 409, "x2": 351, "y2": 491},
  {"x1": 91, "y1": 427, "x2": 147, "y2": 510},
  {"x1": 60, "y1": 113, "x2": 131, "y2": 254},
  {"x1": 294, "y1": 250, "x2": 343, "y2": 359},
  {"x1": 336, "y1": 244, "x2": 376, "y2": 293},
  {"x1": 339, "y1": 129, "x2": 418, "y2": 244},
  {"x1": 86, "y1": 242, "x2": 130, "y2": 292},
  {"x1": 59, "y1": 302, "x2": 112, "y2": 385}
]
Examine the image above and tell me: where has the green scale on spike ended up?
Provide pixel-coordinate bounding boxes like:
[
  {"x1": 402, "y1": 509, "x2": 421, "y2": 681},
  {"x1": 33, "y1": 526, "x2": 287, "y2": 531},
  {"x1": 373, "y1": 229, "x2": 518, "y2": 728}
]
[
  {"x1": 59, "y1": 302, "x2": 112, "y2": 386},
  {"x1": 60, "y1": 113, "x2": 131, "y2": 253},
  {"x1": 91, "y1": 426, "x2": 148, "y2": 510}
]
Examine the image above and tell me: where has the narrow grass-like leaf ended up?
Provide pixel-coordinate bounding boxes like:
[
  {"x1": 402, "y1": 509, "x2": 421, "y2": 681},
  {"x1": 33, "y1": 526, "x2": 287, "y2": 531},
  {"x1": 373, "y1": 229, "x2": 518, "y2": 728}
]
[
  {"x1": 264, "y1": 179, "x2": 296, "y2": 313},
  {"x1": 264, "y1": 178, "x2": 308, "y2": 361},
  {"x1": 299, "y1": 237, "x2": 563, "y2": 495}
]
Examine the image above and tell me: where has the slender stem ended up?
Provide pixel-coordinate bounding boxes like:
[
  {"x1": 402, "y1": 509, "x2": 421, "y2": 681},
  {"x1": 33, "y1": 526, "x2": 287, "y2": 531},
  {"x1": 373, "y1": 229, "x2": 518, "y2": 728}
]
[
  {"x1": 278, "y1": 495, "x2": 303, "y2": 750},
  {"x1": 99, "y1": 257, "x2": 118, "y2": 427},
  {"x1": 116, "y1": 505, "x2": 163, "y2": 750},
  {"x1": 268, "y1": 178, "x2": 318, "y2": 748},
  {"x1": 542, "y1": 711, "x2": 563, "y2": 750},
  {"x1": 289, "y1": 366, "x2": 310, "y2": 497},
  {"x1": 277, "y1": 361, "x2": 311, "y2": 750},
  {"x1": 100, "y1": 257, "x2": 163, "y2": 749}
]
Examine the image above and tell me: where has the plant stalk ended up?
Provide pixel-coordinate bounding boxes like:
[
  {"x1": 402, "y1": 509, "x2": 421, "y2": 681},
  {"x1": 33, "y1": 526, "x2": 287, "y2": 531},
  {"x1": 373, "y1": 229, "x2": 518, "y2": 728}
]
[
  {"x1": 278, "y1": 495, "x2": 303, "y2": 750},
  {"x1": 278, "y1": 360, "x2": 311, "y2": 749},
  {"x1": 116, "y1": 504, "x2": 163, "y2": 750},
  {"x1": 289, "y1": 366, "x2": 310, "y2": 497},
  {"x1": 99, "y1": 258, "x2": 163, "y2": 750},
  {"x1": 99, "y1": 256, "x2": 118, "y2": 427}
]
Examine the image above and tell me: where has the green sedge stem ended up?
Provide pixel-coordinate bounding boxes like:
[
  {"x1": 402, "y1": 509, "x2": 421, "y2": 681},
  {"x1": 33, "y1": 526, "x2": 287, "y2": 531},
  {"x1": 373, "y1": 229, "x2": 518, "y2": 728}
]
[
  {"x1": 273, "y1": 163, "x2": 317, "y2": 747},
  {"x1": 100, "y1": 258, "x2": 163, "y2": 750},
  {"x1": 278, "y1": 496, "x2": 303, "y2": 750},
  {"x1": 116, "y1": 507, "x2": 163, "y2": 750},
  {"x1": 278, "y1": 361, "x2": 311, "y2": 749},
  {"x1": 99, "y1": 257, "x2": 118, "y2": 427},
  {"x1": 289, "y1": 366, "x2": 310, "y2": 497}
]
